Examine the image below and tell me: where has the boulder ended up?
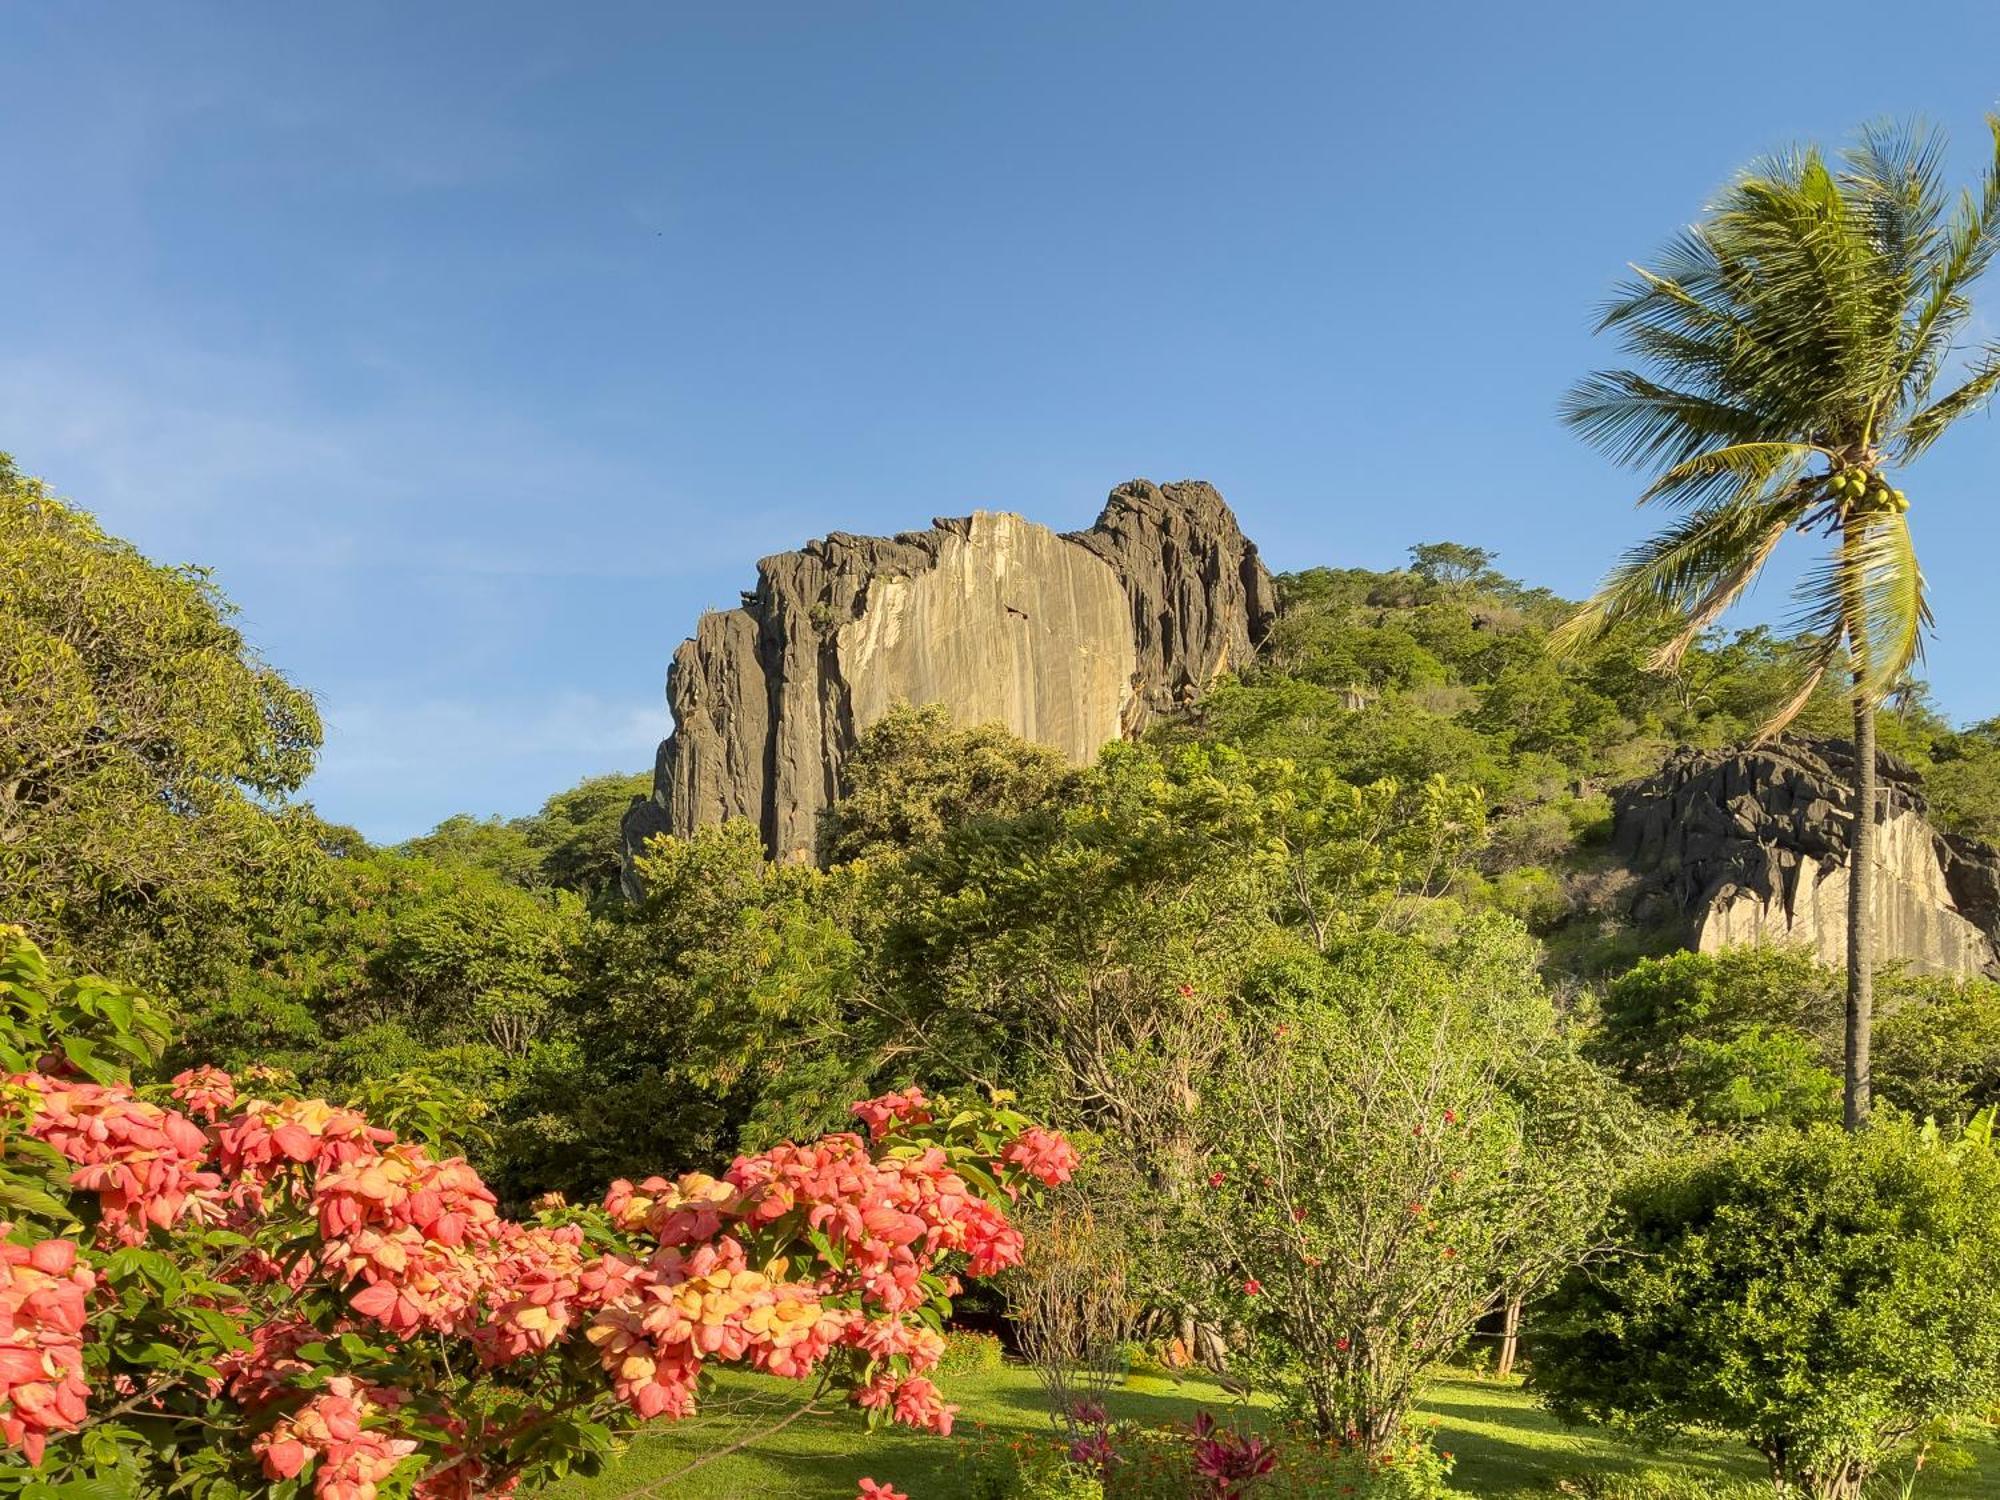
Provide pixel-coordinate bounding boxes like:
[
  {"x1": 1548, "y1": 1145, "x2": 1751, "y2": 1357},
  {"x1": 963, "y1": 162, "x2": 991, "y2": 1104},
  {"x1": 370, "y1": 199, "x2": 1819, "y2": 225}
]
[
  {"x1": 1610, "y1": 737, "x2": 2000, "y2": 977},
  {"x1": 623, "y1": 479, "x2": 1274, "y2": 866}
]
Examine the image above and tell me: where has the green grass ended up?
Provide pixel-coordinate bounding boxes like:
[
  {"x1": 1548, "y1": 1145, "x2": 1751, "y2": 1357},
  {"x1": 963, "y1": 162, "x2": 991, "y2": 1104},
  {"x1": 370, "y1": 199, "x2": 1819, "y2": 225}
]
[{"x1": 548, "y1": 1366, "x2": 2000, "y2": 1500}]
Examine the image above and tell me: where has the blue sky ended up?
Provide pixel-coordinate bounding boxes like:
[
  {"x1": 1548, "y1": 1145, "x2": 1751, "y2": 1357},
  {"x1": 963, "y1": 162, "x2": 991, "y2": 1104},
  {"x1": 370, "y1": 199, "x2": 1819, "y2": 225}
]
[{"x1": 5, "y1": 2, "x2": 2000, "y2": 843}]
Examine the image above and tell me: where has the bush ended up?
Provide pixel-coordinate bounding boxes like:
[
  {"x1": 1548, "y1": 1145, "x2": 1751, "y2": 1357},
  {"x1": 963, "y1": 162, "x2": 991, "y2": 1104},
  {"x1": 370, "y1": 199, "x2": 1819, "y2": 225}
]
[
  {"x1": 957, "y1": 1416, "x2": 1466, "y2": 1500},
  {"x1": 1873, "y1": 974, "x2": 2000, "y2": 1120},
  {"x1": 1553, "y1": 1474, "x2": 1767, "y2": 1500},
  {"x1": 1533, "y1": 1122, "x2": 2000, "y2": 1499},
  {"x1": 1590, "y1": 947, "x2": 1842, "y2": 1126},
  {"x1": 938, "y1": 1328, "x2": 1007, "y2": 1375},
  {"x1": 0, "y1": 930, "x2": 1078, "y2": 1495},
  {"x1": 1195, "y1": 919, "x2": 1638, "y2": 1450}
]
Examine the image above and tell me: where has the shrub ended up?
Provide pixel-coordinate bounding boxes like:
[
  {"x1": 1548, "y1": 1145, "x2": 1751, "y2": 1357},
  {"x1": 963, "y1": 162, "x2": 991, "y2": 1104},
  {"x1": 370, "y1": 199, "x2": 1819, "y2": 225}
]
[
  {"x1": 938, "y1": 1327, "x2": 1007, "y2": 1375},
  {"x1": 1872, "y1": 974, "x2": 2000, "y2": 1120},
  {"x1": 1195, "y1": 920, "x2": 1640, "y2": 1450},
  {"x1": 1533, "y1": 1122, "x2": 2000, "y2": 1499},
  {"x1": 960, "y1": 1416, "x2": 1465, "y2": 1500},
  {"x1": 1553, "y1": 1474, "x2": 1767, "y2": 1500},
  {"x1": 1590, "y1": 946, "x2": 1842, "y2": 1125},
  {"x1": 1007, "y1": 1195, "x2": 1141, "y2": 1431},
  {"x1": 0, "y1": 929, "x2": 1078, "y2": 1495}
]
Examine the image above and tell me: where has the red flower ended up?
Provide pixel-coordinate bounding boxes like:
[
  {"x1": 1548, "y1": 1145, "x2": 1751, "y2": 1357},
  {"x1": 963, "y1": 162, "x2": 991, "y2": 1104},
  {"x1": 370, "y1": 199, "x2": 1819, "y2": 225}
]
[
  {"x1": 1241, "y1": 1278, "x2": 1262, "y2": 1296},
  {"x1": 1208, "y1": 1171, "x2": 1227, "y2": 1189},
  {"x1": 857, "y1": 1481, "x2": 908, "y2": 1500},
  {"x1": 1000, "y1": 1127, "x2": 1080, "y2": 1187}
]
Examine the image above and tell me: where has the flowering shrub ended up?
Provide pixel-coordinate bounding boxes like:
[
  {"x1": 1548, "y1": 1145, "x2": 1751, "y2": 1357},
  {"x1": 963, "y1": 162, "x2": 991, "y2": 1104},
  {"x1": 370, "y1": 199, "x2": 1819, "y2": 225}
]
[{"x1": 0, "y1": 928, "x2": 1074, "y2": 1496}]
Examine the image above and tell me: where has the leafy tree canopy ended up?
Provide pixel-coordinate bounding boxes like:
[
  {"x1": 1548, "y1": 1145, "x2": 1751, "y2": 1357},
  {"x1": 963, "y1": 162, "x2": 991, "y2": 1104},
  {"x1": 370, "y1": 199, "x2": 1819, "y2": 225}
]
[{"x1": 0, "y1": 455, "x2": 323, "y2": 994}]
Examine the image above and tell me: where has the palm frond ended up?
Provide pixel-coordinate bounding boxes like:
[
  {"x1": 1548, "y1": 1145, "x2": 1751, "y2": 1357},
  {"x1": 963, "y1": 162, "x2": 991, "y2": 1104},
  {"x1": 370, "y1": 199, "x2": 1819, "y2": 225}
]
[
  {"x1": 1843, "y1": 118, "x2": 1950, "y2": 281},
  {"x1": 1561, "y1": 370, "x2": 1769, "y2": 471},
  {"x1": 1719, "y1": 161, "x2": 1896, "y2": 407},
  {"x1": 1638, "y1": 440, "x2": 1822, "y2": 510},
  {"x1": 1649, "y1": 508, "x2": 1795, "y2": 671},
  {"x1": 1550, "y1": 493, "x2": 1809, "y2": 659},
  {"x1": 1789, "y1": 514, "x2": 1930, "y2": 705},
  {"x1": 1752, "y1": 644, "x2": 1837, "y2": 741},
  {"x1": 1897, "y1": 339, "x2": 2000, "y2": 459},
  {"x1": 1892, "y1": 114, "x2": 2000, "y2": 421}
]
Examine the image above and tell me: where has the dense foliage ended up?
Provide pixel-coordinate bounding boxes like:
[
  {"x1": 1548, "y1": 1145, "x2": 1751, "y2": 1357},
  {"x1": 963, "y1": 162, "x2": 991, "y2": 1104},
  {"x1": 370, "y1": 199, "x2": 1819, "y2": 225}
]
[
  {"x1": 0, "y1": 454, "x2": 323, "y2": 998},
  {"x1": 1532, "y1": 1122, "x2": 2000, "y2": 1499},
  {"x1": 1590, "y1": 947, "x2": 2000, "y2": 1128}
]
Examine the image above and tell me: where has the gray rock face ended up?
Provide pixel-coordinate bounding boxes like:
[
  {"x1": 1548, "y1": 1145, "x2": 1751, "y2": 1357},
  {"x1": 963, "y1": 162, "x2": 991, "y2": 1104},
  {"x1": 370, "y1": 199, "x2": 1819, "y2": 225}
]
[
  {"x1": 623, "y1": 479, "x2": 1274, "y2": 865},
  {"x1": 1610, "y1": 737, "x2": 2000, "y2": 977}
]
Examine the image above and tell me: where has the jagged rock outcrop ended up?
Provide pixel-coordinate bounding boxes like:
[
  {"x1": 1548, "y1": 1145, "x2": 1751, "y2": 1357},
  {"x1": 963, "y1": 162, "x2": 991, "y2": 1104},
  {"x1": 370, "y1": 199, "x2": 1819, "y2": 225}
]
[
  {"x1": 1611, "y1": 737, "x2": 2000, "y2": 977},
  {"x1": 624, "y1": 480, "x2": 1274, "y2": 865}
]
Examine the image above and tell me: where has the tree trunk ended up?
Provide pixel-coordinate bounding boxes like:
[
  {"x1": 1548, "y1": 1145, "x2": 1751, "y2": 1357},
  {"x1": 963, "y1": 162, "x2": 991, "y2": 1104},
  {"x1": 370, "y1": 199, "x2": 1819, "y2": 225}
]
[
  {"x1": 1844, "y1": 689, "x2": 1876, "y2": 1131},
  {"x1": 1496, "y1": 1294, "x2": 1523, "y2": 1379}
]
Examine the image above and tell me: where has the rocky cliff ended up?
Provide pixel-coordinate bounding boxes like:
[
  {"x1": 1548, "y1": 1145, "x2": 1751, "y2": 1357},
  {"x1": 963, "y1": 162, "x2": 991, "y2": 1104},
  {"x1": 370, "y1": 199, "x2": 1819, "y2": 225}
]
[
  {"x1": 1611, "y1": 737, "x2": 2000, "y2": 977},
  {"x1": 623, "y1": 479, "x2": 1275, "y2": 865}
]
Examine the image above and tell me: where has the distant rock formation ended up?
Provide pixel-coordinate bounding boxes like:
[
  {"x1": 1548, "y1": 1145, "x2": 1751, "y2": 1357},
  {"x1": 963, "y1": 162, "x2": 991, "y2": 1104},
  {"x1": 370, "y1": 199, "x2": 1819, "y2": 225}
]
[
  {"x1": 1611, "y1": 737, "x2": 2000, "y2": 977},
  {"x1": 623, "y1": 480, "x2": 1275, "y2": 865}
]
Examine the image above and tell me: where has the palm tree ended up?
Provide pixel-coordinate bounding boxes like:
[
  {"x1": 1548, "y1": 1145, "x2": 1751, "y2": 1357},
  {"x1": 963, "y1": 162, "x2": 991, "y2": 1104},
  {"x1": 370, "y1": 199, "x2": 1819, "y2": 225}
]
[{"x1": 1554, "y1": 119, "x2": 2000, "y2": 1129}]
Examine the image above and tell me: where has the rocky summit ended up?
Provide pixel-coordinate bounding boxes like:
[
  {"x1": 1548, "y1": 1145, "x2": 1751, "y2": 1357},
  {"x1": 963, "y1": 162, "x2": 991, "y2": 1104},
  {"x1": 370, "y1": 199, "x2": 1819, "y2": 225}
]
[
  {"x1": 622, "y1": 479, "x2": 1276, "y2": 865},
  {"x1": 1611, "y1": 736, "x2": 2000, "y2": 977}
]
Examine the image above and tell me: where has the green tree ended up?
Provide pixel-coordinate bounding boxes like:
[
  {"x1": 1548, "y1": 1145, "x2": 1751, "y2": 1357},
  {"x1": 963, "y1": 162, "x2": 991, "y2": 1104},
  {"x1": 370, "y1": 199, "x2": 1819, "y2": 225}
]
[
  {"x1": 1199, "y1": 919, "x2": 1643, "y2": 1450},
  {"x1": 520, "y1": 770, "x2": 651, "y2": 901},
  {"x1": 1872, "y1": 974, "x2": 2000, "y2": 1121},
  {"x1": 1553, "y1": 121, "x2": 2000, "y2": 1126},
  {"x1": 396, "y1": 813, "x2": 544, "y2": 886},
  {"x1": 1407, "y1": 541, "x2": 1501, "y2": 591},
  {"x1": 1533, "y1": 1123, "x2": 2000, "y2": 1498},
  {"x1": 397, "y1": 771, "x2": 650, "y2": 904},
  {"x1": 0, "y1": 455, "x2": 323, "y2": 993},
  {"x1": 817, "y1": 703, "x2": 1079, "y2": 865},
  {"x1": 1591, "y1": 947, "x2": 1843, "y2": 1128},
  {"x1": 869, "y1": 743, "x2": 1485, "y2": 1130},
  {"x1": 1925, "y1": 717, "x2": 2000, "y2": 842},
  {"x1": 509, "y1": 821, "x2": 860, "y2": 1199}
]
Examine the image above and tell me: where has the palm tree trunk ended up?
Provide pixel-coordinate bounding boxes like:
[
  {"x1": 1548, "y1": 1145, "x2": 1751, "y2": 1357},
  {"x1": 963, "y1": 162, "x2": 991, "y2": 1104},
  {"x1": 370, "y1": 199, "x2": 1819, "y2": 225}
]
[{"x1": 1844, "y1": 688, "x2": 1875, "y2": 1130}]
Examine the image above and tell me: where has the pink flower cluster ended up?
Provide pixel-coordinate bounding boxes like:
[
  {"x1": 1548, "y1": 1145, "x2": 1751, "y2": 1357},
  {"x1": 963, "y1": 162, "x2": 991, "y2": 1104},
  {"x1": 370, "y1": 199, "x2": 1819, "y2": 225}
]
[
  {"x1": 584, "y1": 1236, "x2": 849, "y2": 1418},
  {"x1": 0, "y1": 1233, "x2": 93, "y2": 1463},
  {"x1": 317, "y1": 1143, "x2": 501, "y2": 1337},
  {"x1": 851, "y1": 1086, "x2": 934, "y2": 1140},
  {"x1": 4, "y1": 1069, "x2": 1073, "y2": 1494},
  {"x1": 12, "y1": 1075, "x2": 220, "y2": 1244},
  {"x1": 581, "y1": 1090, "x2": 1080, "y2": 1434},
  {"x1": 1001, "y1": 1126, "x2": 1080, "y2": 1187},
  {"x1": 216, "y1": 1096, "x2": 394, "y2": 1187},
  {"x1": 253, "y1": 1376, "x2": 419, "y2": 1500}
]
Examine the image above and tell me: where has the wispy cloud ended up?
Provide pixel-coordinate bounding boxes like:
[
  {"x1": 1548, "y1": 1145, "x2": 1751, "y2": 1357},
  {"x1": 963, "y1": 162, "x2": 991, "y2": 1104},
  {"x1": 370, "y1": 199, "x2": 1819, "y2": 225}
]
[{"x1": 306, "y1": 689, "x2": 663, "y2": 843}]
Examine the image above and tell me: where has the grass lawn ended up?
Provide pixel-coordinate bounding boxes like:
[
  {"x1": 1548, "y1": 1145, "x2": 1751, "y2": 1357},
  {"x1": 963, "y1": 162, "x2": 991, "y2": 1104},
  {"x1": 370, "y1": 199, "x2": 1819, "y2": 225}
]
[{"x1": 548, "y1": 1365, "x2": 2000, "y2": 1499}]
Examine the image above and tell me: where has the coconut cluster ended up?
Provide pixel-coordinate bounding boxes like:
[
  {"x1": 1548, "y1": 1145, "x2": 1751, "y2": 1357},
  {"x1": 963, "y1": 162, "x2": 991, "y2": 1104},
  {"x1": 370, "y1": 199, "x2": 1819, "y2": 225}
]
[{"x1": 1829, "y1": 466, "x2": 1908, "y2": 515}]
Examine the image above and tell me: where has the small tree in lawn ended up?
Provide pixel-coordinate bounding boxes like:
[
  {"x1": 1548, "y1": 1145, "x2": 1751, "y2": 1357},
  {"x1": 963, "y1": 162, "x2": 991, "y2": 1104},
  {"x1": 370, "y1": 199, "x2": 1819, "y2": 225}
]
[
  {"x1": 1196, "y1": 917, "x2": 1637, "y2": 1451},
  {"x1": 1005, "y1": 1191, "x2": 1140, "y2": 1435},
  {"x1": 1532, "y1": 1122, "x2": 2000, "y2": 1500},
  {"x1": 1553, "y1": 118, "x2": 2000, "y2": 1128}
]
